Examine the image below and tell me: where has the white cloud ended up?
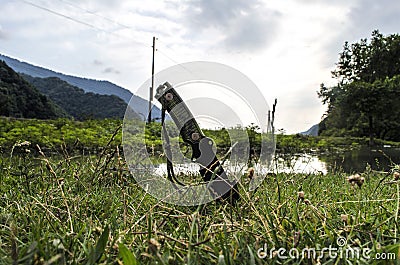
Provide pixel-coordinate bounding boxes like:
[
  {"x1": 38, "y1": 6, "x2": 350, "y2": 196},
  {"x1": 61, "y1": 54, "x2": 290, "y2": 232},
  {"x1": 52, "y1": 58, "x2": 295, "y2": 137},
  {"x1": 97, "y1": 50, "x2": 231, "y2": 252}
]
[
  {"x1": 93, "y1": 59, "x2": 103, "y2": 65},
  {"x1": 0, "y1": 25, "x2": 8, "y2": 39},
  {"x1": 102, "y1": 67, "x2": 120, "y2": 74},
  {"x1": 348, "y1": 0, "x2": 400, "y2": 37},
  {"x1": 181, "y1": 0, "x2": 281, "y2": 51}
]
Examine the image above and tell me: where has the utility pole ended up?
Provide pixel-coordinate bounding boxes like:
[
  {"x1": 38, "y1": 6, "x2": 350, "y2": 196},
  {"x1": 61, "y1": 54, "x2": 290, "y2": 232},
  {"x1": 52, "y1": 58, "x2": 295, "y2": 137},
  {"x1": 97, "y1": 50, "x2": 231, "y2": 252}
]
[{"x1": 148, "y1": 36, "x2": 156, "y2": 123}]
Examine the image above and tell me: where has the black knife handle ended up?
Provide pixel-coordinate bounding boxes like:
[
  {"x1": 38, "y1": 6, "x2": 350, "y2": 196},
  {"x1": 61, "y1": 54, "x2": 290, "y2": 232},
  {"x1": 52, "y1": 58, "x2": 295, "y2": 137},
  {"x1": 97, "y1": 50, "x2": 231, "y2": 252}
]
[
  {"x1": 155, "y1": 82, "x2": 238, "y2": 201},
  {"x1": 155, "y1": 82, "x2": 203, "y2": 146}
]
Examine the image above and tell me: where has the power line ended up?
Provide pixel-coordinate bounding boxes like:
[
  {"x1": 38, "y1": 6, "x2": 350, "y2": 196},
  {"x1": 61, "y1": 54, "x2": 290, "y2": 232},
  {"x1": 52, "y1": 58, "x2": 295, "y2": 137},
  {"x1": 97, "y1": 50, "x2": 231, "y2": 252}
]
[
  {"x1": 21, "y1": 0, "x2": 100, "y2": 31},
  {"x1": 19, "y1": 0, "x2": 194, "y2": 76},
  {"x1": 156, "y1": 40, "x2": 197, "y2": 78},
  {"x1": 19, "y1": 0, "x2": 150, "y2": 48},
  {"x1": 55, "y1": 0, "x2": 131, "y2": 30}
]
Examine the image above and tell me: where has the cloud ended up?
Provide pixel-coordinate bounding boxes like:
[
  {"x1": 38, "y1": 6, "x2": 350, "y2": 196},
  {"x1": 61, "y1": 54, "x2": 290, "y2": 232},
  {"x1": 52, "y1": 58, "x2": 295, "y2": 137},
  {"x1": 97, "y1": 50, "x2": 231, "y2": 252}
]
[
  {"x1": 224, "y1": 10, "x2": 280, "y2": 51},
  {"x1": 74, "y1": 0, "x2": 124, "y2": 11},
  {"x1": 93, "y1": 59, "x2": 119, "y2": 74},
  {"x1": 295, "y1": 0, "x2": 350, "y2": 5},
  {"x1": 93, "y1": 59, "x2": 103, "y2": 65},
  {"x1": 347, "y1": 0, "x2": 400, "y2": 37},
  {"x1": 276, "y1": 88, "x2": 326, "y2": 133},
  {"x1": 103, "y1": 67, "x2": 120, "y2": 74},
  {"x1": 183, "y1": 0, "x2": 281, "y2": 51},
  {"x1": 0, "y1": 25, "x2": 7, "y2": 39},
  {"x1": 320, "y1": 0, "x2": 400, "y2": 75}
]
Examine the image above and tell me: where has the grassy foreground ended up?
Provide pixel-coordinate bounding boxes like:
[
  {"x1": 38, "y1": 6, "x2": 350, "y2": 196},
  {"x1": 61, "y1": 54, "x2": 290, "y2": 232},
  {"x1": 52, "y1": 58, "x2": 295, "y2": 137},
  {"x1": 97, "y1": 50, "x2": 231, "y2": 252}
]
[{"x1": 1, "y1": 141, "x2": 400, "y2": 265}]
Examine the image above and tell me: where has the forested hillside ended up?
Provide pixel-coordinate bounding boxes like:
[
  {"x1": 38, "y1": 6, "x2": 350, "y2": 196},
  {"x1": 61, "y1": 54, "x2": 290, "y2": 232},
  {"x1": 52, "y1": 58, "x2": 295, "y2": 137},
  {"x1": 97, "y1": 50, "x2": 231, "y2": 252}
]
[
  {"x1": 0, "y1": 54, "x2": 164, "y2": 119},
  {"x1": 0, "y1": 60, "x2": 67, "y2": 119},
  {"x1": 318, "y1": 30, "x2": 400, "y2": 144},
  {"x1": 0, "y1": 54, "x2": 133, "y2": 103},
  {"x1": 22, "y1": 74, "x2": 135, "y2": 120}
]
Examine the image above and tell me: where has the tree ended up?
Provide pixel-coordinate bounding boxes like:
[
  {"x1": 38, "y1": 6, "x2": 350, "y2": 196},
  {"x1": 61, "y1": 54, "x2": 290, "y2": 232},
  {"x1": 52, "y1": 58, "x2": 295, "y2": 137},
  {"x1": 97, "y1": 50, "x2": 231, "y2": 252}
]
[
  {"x1": 319, "y1": 30, "x2": 400, "y2": 144},
  {"x1": 0, "y1": 60, "x2": 67, "y2": 119},
  {"x1": 332, "y1": 30, "x2": 400, "y2": 84},
  {"x1": 21, "y1": 74, "x2": 134, "y2": 120},
  {"x1": 342, "y1": 81, "x2": 384, "y2": 145}
]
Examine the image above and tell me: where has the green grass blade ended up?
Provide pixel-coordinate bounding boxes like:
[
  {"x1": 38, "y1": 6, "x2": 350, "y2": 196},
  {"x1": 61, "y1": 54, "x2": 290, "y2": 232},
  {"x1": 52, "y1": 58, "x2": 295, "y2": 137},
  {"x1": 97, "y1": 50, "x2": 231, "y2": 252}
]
[
  {"x1": 118, "y1": 243, "x2": 138, "y2": 265},
  {"x1": 86, "y1": 225, "x2": 109, "y2": 265},
  {"x1": 247, "y1": 245, "x2": 256, "y2": 265}
]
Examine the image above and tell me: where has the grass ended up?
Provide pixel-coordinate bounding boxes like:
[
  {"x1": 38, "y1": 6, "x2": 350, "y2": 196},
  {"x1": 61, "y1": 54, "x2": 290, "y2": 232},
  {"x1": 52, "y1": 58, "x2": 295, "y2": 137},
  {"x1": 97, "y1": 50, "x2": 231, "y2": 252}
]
[{"x1": 1, "y1": 140, "x2": 400, "y2": 264}]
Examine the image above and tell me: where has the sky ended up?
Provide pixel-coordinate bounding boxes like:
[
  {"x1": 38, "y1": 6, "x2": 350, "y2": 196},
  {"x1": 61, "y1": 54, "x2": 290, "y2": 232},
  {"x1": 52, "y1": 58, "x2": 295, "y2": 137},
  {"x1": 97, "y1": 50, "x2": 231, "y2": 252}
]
[{"x1": 1, "y1": 0, "x2": 400, "y2": 133}]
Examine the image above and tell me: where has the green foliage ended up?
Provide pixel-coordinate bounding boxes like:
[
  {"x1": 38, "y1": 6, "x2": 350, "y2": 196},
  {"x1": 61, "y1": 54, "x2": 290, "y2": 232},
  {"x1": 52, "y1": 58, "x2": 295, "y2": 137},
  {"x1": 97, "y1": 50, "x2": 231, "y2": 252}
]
[
  {"x1": 1, "y1": 116, "x2": 400, "y2": 263},
  {"x1": 276, "y1": 134, "x2": 319, "y2": 152},
  {"x1": 1, "y1": 146, "x2": 400, "y2": 264},
  {"x1": 86, "y1": 226, "x2": 109, "y2": 265},
  {"x1": 319, "y1": 30, "x2": 400, "y2": 143},
  {"x1": 144, "y1": 121, "x2": 163, "y2": 149},
  {"x1": 332, "y1": 30, "x2": 400, "y2": 84},
  {"x1": 2, "y1": 117, "x2": 398, "y2": 156},
  {"x1": 0, "y1": 60, "x2": 67, "y2": 119},
  {"x1": 21, "y1": 74, "x2": 136, "y2": 120},
  {"x1": 0, "y1": 117, "x2": 122, "y2": 151},
  {"x1": 119, "y1": 244, "x2": 138, "y2": 265}
]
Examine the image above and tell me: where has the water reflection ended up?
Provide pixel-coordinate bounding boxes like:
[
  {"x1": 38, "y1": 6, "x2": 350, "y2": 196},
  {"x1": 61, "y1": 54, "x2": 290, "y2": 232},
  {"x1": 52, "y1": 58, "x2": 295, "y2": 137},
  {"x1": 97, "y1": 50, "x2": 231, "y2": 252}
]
[
  {"x1": 155, "y1": 147, "x2": 400, "y2": 176},
  {"x1": 318, "y1": 147, "x2": 400, "y2": 173},
  {"x1": 275, "y1": 147, "x2": 400, "y2": 174},
  {"x1": 273, "y1": 153, "x2": 327, "y2": 174}
]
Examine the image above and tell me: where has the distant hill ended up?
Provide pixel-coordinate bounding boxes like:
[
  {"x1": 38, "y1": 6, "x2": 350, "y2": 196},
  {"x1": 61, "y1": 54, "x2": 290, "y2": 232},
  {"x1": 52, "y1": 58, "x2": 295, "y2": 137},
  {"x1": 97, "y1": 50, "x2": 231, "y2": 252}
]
[
  {"x1": 0, "y1": 54, "x2": 162, "y2": 119},
  {"x1": 21, "y1": 74, "x2": 137, "y2": 120},
  {"x1": 300, "y1": 124, "x2": 319, "y2": 136},
  {"x1": 0, "y1": 60, "x2": 68, "y2": 119}
]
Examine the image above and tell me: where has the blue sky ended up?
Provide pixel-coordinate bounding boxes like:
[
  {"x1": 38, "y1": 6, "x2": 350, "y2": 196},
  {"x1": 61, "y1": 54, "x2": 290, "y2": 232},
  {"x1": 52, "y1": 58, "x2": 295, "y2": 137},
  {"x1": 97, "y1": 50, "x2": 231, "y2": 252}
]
[{"x1": 1, "y1": 0, "x2": 399, "y2": 133}]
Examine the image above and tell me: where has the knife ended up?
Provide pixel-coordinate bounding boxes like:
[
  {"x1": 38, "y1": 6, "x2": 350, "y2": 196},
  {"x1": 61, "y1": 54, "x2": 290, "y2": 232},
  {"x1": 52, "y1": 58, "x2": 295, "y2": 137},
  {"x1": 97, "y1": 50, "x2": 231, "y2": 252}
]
[{"x1": 155, "y1": 82, "x2": 238, "y2": 202}]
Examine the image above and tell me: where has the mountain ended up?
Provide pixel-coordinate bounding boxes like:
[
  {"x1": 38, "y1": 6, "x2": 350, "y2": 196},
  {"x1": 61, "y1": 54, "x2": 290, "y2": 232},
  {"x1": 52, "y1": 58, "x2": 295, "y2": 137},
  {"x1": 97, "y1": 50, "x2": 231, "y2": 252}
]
[
  {"x1": 0, "y1": 54, "x2": 162, "y2": 119},
  {"x1": 300, "y1": 124, "x2": 319, "y2": 136},
  {"x1": 0, "y1": 60, "x2": 68, "y2": 119},
  {"x1": 21, "y1": 74, "x2": 137, "y2": 120}
]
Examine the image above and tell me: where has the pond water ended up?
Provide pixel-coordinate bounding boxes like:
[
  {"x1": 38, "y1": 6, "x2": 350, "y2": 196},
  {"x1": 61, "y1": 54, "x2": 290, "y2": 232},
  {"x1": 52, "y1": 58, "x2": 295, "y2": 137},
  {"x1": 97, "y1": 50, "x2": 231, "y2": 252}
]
[
  {"x1": 317, "y1": 146, "x2": 400, "y2": 173},
  {"x1": 155, "y1": 147, "x2": 400, "y2": 176},
  {"x1": 274, "y1": 147, "x2": 400, "y2": 174}
]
